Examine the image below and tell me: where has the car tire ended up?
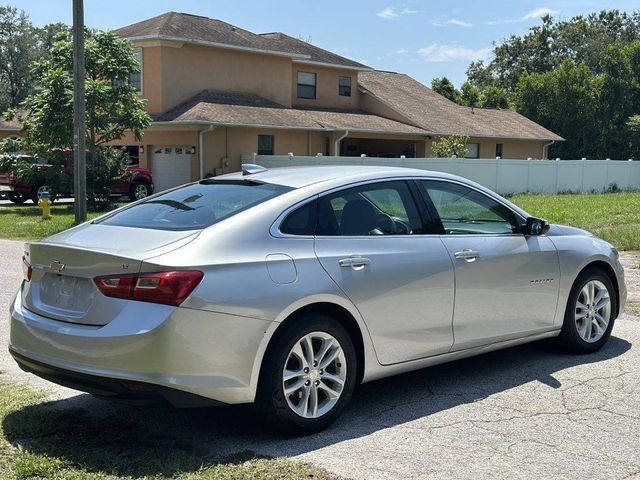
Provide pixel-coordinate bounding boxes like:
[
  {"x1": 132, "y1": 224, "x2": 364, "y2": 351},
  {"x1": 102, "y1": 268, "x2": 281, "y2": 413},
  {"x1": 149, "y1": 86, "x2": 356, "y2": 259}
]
[
  {"x1": 129, "y1": 181, "x2": 151, "y2": 201},
  {"x1": 256, "y1": 313, "x2": 358, "y2": 435},
  {"x1": 558, "y1": 269, "x2": 617, "y2": 354},
  {"x1": 7, "y1": 192, "x2": 28, "y2": 205}
]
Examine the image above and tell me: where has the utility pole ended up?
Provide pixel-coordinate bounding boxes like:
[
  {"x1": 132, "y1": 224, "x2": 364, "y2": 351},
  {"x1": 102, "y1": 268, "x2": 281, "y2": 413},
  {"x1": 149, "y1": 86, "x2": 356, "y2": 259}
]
[{"x1": 72, "y1": 0, "x2": 87, "y2": 222}]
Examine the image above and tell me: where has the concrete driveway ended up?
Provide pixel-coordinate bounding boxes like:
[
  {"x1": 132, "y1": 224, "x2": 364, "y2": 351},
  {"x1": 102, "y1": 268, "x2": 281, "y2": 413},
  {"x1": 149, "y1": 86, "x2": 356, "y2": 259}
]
[{"x1": 1, "y1": 238, "x2": 639, "y2": 480}]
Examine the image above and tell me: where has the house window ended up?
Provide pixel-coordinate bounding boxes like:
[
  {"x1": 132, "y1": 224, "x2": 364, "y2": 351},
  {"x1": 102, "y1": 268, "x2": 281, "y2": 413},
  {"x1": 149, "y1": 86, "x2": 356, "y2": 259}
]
[
  {"x1": 496, "y1": 143, "x2": 503, "y2": 158},
  {"x1": 339, "y1": 76, "x2": 352, "y2": 96},
  {"x1": 297, "y1": 71, "x2": 316, "y2": 99},
  {"x1": 465, "y1": 143, "x2": 480, "y2": 158},
  {"x1": 129, "y1": 48, "x2": 143, "y2": 93},
  {"x1": 258, "y1": 135, "x2": 274, "y2": 155},
  {"x1": 120, "y1": 145, "x2": 140, "y2": 165}
]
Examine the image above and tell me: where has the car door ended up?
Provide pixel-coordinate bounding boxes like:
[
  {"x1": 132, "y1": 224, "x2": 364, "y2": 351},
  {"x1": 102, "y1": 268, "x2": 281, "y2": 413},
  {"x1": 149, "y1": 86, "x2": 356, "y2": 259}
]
[
  {"x1": 313, "y1": 179, "x2": 455, "y2": 365},
  {"x1": 417, "y1": 179, "x2": 560, "y2": 351}
]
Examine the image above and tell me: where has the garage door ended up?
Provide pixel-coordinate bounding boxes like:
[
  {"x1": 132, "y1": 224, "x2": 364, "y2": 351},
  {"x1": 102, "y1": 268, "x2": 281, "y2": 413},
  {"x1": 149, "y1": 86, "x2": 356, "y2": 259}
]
[{"x1": 151, "y1": 146, "x2": 192, "y2": 193}]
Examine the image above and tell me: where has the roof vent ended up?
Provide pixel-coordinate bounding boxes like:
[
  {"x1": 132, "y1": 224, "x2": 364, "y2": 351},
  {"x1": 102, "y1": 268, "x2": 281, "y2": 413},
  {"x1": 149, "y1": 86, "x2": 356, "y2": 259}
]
[
  {"x1": 242, "y1": 164, "x2": 268, "y2": 176},
  {"x1": 231, "y1": 26, "x2": 237, "y2": 31}
]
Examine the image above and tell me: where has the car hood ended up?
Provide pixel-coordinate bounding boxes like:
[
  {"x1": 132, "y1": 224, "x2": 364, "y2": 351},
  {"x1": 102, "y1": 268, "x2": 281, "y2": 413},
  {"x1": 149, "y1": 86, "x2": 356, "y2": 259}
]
[{"x1": 547, "y1": 224, "x2": 594, "y2": 237}]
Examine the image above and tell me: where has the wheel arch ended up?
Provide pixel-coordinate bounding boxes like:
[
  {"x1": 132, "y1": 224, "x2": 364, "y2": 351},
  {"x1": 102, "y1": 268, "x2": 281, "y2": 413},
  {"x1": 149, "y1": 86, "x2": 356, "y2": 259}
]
[
  {"x1": 257, "y1": 301, "x2": 369, "y2": 393},
  {"x1": 575, "y1": 260, "x2": 621, "y2": 318}
]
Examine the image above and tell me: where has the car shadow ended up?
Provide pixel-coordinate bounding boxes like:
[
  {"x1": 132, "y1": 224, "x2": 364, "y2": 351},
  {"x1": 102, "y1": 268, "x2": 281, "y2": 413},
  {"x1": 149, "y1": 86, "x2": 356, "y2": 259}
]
[{"x1": 2, "y1": 336, "x2": 632, "y2": 478}]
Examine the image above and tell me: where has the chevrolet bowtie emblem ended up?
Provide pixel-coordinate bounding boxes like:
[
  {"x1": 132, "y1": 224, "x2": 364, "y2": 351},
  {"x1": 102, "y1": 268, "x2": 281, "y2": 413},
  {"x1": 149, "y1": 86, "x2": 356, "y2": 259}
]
[{"x1": 50, "y1": 261, "x2": 65, "y2": 272}]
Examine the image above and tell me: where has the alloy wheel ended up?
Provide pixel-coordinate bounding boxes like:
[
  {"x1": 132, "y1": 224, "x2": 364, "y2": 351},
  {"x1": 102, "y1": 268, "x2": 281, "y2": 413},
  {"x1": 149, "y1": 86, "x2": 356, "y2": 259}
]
[
  {"x1": 133, "y1": 183, "x2": 149, "y2": 200},
  {"x1": 282, "y1": 331, "x2": 347, "y2": 419},
  {"x1": 575, "y1": 280, "x2": 611, "y2": 343}
]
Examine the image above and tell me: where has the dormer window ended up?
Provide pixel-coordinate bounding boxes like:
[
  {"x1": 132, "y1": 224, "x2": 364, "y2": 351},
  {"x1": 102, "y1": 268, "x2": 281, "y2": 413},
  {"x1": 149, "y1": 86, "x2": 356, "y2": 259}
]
[
  {"x1": 339, "y1": 76, "x2": 352, "y2": 97},
  {"x1": 297, "y1": 71, "x2": 316, "y2": 99}
]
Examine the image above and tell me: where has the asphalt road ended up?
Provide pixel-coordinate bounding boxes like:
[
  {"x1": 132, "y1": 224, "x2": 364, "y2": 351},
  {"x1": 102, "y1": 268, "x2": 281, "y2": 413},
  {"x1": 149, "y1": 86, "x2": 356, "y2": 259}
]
[{"x1": 1, "y1": 237, "x2": 639, "y2": 480}]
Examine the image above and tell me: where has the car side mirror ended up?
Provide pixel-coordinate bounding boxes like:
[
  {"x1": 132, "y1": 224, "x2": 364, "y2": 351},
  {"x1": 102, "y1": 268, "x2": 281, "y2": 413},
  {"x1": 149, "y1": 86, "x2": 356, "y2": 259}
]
[{"x1": 524, "y1": 217, "x2": 550, "y2": 236}]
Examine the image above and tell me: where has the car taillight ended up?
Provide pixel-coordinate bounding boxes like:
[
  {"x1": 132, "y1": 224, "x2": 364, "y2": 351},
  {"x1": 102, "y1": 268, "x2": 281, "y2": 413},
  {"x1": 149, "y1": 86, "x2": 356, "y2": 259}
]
[
  {"x1": 94, "y1": 271, "x2": 204, "y2": 306},
  {"x1": 22, "y1": 256, "x2": 32, "y2": 282}
]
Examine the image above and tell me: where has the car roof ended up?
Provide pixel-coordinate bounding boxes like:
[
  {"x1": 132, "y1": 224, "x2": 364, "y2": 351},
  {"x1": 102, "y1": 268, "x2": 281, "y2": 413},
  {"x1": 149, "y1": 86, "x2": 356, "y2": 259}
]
[
  {"x1": 217, "y1": 165, "x2": 458, "y2": 189},
  {"x1": 215, "y1": 165, "x2": 532, "y2": 219}
]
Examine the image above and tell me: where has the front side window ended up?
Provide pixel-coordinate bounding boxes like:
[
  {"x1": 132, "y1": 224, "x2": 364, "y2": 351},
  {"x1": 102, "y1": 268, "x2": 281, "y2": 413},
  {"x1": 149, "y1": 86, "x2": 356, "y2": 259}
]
[
  {"x1": 317, "y1": 181, "x2": 423, "y2": 236},
  {"x1": 258, "y1": 135, "x2": 274, "y2": 155},
  {"x1": 297, "y1": 71, "x2": 317, "y2": 99},
  {"x1": 339, "y1": 76, "x2": 352, "y2": 96},
  {"x1": 97, "y1": 181, "x2": 292, "y2": 231},
  {"x1": 465, "y1": 143, "x2": 480, "y2": 158},
  {"x1": 420, "y1": 180, "x2": 519, "y2": 235}
]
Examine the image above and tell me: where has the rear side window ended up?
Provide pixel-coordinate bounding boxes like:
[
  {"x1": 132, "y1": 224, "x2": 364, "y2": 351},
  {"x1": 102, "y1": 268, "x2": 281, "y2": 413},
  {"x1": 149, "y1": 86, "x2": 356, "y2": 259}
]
[
  {"x1": 280, "y1": 200, "x2": 317, "y2": 235},
  {"x1": 97, "y1": 181, "x2": 292, "y2": 231},
  {"x1": 316, "y1": 181, "x2": 423, "y2": 236}
]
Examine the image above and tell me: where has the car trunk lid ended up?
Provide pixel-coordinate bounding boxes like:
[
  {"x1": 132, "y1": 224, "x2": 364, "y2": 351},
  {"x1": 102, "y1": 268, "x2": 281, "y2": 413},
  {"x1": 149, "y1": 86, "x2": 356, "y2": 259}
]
[{"x1": 22, "y1": 224, "x2": 199, "y2": 325}]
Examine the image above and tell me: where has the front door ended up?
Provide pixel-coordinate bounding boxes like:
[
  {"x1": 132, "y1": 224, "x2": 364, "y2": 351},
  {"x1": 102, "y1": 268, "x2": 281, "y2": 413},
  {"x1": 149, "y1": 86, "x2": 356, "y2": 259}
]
[
  {"x1": 418, "y1": 180, "x2": 560, "y2": 350},
  {"x1": 313, "y1": 180, "x2": 455, "y2": 365}
]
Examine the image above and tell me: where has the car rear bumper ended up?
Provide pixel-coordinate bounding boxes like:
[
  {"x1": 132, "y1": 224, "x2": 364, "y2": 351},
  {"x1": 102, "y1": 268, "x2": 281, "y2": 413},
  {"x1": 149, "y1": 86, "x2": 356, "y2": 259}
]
[
  {"x1": 10, "y1": 348, "x2": 225, "y2": 407},
  {"x1": 9, "y1": 287, "x2": 273, "y2": 405}
]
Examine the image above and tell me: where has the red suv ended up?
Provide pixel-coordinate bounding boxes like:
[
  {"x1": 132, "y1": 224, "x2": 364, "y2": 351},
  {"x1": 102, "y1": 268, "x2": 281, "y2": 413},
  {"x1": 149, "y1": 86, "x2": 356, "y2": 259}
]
[{"x1": 0, "y1": 155, "x2": 154, "y2": 204}]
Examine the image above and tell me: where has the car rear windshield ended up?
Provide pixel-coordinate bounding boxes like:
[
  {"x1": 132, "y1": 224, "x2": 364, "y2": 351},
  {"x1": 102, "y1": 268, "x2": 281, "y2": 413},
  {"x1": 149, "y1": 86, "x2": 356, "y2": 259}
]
[{"x1": 97, "y1": 180, "x2": 292, "y2": 231}]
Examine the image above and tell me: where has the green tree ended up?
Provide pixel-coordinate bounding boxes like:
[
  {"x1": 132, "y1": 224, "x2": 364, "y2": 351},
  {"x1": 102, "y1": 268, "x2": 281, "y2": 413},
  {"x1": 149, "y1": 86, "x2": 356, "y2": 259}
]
[
  {"x1": 481, "y1": 86, "x2": 509, "y2": 109},
  {"x1": 35, "y1": 22, "x2": 70, "y2": 59},
  {"x1": 5, "y1": 30, "x2": 151, "y2": 207},
  {"x1": 431, "y1": 77, "x2": 461, "y2": 103},
  {"x1": 466, "y1": 60, "x2": 494, "y2": 90},
  {"x1": 626, "y1": 115, "x2": 640, "y2": 159},
  {"x1": 10, "y1": 30, "x2": 151, "y2": 159},
  {"x1": 467, "y1": 10, "x2": 640, "y2": 93},
  {"x1": 431, "y1": 135, "x2": 470, "y2": 158},
  {"x1": 512, "y1": 60, "x2": 601, "y2": 159},
  {"x1": 460, "y1": 82, "x2": 481, "y2": 107},
  {"x1": 0, "y1": 6, "x2": 37, "y2": 110},
  {"x1": 595, "y1": 41, "x2": 640, "y2": 158}
]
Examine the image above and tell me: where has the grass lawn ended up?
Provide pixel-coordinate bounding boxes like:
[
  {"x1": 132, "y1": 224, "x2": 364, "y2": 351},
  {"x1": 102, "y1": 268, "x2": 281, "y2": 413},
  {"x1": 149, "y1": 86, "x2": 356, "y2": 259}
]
[
  {"x1": 0, "y1": 382, "x2": 335, "y2": 480},
  {"x1": 508, "y1": 191, "x2": 640, "y2": 250},
  {"x1": 0, "y1": 205, "x2": 104, "y2": 241}
]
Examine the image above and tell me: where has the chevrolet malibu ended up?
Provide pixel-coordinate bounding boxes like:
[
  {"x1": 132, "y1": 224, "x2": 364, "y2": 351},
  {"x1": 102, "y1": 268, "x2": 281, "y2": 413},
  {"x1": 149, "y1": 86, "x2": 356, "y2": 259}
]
[{"x1": 9, "y1": 165, "x2": 626, "y2": 434}]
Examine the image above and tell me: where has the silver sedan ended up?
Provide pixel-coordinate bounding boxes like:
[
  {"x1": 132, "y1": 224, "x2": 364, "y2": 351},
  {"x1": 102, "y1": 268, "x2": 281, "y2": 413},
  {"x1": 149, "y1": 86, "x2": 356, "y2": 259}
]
[{"x1": 9, "y1": 165, "x2": 627, "y2": 434}]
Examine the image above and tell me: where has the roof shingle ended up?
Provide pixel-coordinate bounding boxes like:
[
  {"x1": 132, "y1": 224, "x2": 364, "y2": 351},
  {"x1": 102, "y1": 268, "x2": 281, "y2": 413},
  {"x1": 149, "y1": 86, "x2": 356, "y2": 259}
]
[
  {"x1": 116, "y1": 12, "x2": 368, "y2": 69},
  {"x1": 156, "y1": 90, "x2": 427, "y2": 135},
  {"x1": 259, "y1": 32, "x2": 369, "y2": 69},
  {"x1": 115, "y1": 12, "x2": 282, "y2": 53},
  {"x1": 359, "y1": 70, "x2": 563, "y2": 141}
]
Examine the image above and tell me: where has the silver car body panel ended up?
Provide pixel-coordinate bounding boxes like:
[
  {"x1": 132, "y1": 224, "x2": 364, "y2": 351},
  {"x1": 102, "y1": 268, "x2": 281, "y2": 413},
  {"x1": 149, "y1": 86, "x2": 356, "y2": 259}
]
[
  {"x1": 9, "y1": 166, "x2": 626, "y2": 404},
  {"x1": 441, "y1": 234, "x2": 560, "y2": 350}
]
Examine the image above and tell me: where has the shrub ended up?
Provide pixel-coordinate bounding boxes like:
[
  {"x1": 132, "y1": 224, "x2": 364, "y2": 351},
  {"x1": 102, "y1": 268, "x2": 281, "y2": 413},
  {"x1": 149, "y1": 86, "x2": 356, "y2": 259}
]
[{"x1": 432, "y1": 135, "x2": 470, "y2": 158}]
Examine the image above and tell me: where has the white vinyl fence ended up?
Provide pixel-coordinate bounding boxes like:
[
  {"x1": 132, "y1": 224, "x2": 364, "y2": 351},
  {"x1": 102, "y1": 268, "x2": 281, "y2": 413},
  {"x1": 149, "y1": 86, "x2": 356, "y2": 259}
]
[{"x1": 243, "y1": 155, "x2": 640, "y2": 195}]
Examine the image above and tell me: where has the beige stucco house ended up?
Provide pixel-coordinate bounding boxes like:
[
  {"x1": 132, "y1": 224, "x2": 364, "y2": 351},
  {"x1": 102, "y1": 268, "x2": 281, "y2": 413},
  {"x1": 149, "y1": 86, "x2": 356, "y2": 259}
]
[{"x1": 1, "y1": 12, "x2": 563, "y2": 193}]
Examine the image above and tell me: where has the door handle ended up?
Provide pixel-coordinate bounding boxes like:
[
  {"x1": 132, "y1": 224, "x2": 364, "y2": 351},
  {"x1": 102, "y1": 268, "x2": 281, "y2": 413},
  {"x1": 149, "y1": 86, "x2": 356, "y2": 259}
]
[
  {"x1": 454, "y1": 249, "x2": 480, "y2": 262},
  {"x1": 339, "y1": 256, "x2": 371, "y2": 270}
]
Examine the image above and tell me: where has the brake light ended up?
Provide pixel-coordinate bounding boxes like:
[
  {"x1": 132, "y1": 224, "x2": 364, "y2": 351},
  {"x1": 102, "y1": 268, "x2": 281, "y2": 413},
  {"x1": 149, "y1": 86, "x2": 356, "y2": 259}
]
[
  {"x1": 94, "y1": 271, "x2": 203, "y2": 306},
  {"x1": 22, "y1": 256, "x2": 32, "y2": 282}
]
